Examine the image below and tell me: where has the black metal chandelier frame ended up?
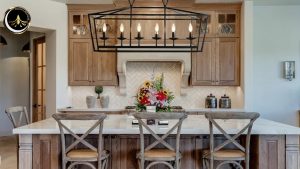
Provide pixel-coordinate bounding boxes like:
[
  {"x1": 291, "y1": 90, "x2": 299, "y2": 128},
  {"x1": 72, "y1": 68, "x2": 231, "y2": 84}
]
[{"x1": 88, "y1": 0, "x2": 208, "y2": 52}]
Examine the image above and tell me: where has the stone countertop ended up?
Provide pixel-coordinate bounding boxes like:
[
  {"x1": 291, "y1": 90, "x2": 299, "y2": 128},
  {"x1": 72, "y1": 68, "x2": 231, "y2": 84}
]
[
  {"x1": 57, "y1": 108, "x2": 126, "y2": 112},
  {"x1": 57, "y1": 107, "x2": 245, "y2": 114},
  {"x1": 13, "y1": 114, "x2": 300, "y2": 135}
]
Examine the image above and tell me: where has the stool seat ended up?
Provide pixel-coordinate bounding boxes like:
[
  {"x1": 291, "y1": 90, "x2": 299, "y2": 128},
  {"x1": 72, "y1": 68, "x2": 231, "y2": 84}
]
[
  {"x1": 67, "y1": 149, "x2": 109, "y2": 161},
  {"x1": 137, "y1": 149, "x2": 182, "y2": 161},
  {"x1": 203, "y1": 149, "x2": 245, "y2": 160}
]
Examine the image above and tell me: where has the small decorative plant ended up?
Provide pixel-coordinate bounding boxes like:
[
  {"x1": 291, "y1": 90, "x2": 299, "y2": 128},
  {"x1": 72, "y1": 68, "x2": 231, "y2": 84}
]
[
  {"x1": 95, "y1": 86, "x2": 103, "y2": 99},
  {"x1": 135, "y1": 73, "x2": 174, "y2": 112}
]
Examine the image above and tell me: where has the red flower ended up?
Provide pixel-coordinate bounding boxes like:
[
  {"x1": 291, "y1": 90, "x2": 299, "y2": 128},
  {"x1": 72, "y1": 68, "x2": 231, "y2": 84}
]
[
  {"x1": 156, "y1": 91, "x2": 167, "y2": 101},
  {"x1": 140, "y1": 97, "x2": 150, "y2": 105}
]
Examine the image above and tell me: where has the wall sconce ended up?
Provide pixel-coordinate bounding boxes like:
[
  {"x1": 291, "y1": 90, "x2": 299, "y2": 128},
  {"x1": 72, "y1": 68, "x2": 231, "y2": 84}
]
[
  {"x1": 0, "y1": 35, "x2": 8, "y2": 46},
  {"x1": 283, "y1": 61, "x2": 295, "y2": 81},
  {"x1": 22, "y1": 42, "x2": 30, "y2": 53}
]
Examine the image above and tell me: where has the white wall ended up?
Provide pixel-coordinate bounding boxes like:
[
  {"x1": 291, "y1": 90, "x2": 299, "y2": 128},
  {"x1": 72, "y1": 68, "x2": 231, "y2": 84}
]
[
  {"x1": 253, "y1": 5, "x2": 300, "y2": 126},
  {"x1": 0, "y1": 28, "x2": 30, "y2": 136},
  {"x1": 0, "y1": 0, "x2": 69, "y2": 119}
]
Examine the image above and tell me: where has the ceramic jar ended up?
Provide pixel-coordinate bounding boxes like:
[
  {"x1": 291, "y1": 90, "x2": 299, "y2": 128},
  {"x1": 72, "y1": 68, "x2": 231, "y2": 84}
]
[
  {"x1": 100, "y1": 95, "x2": 109, "y2": 108},
  {"x1": 86, "y1": 96, "x2": 96, "y2": 108}
]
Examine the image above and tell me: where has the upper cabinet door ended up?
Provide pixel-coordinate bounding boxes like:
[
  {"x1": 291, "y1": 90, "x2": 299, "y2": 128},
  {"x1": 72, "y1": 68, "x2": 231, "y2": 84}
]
[
  {"x1": 69, "y1": 39, "x2": 92, "y2": 85},
  {"x1": 191, "y1": 38, "x2": 216, "y2": 86},
  {"x1": 91, "y1": 52, "x2": 118, "y2": 86},
  {"x1": 69, "y1": 11, "x2": 91, "y2": 38},
  {"x1": 215, "y1": 10, "x2": 240, "y2": 37},
  {"x1": 215, "y1": 38, "x2": 240, "y2": 86}
]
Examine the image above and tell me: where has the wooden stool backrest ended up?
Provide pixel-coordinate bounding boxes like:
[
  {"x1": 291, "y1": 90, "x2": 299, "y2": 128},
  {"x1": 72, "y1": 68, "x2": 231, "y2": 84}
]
[
  {"x1": 205, "y1": 112, "x2": 260, "y2": 156},
  {"x1": 5, "y1": 106, "x2": 30, "y2": 128},
  {"x1": 52, "y1": 113, "x2": 107, "y2": 162},
  {"x1": 133, "y1": 112, "x2": 187, "y2": 157}
]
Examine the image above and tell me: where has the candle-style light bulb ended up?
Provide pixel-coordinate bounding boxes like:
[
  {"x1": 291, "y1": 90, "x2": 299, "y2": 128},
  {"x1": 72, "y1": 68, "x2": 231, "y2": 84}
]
[
  {"x1": 172, "y1": 23, "x2": 176, "y2": 33},
  {"x1": 103, "y1": 23, "x2": 107, "y2": 32},
  {"x1": 120, "y1": 23, "x2": 124, "y2": 33},
  {"x1": 189, "y1": 23, "x2": 193, "y2": 32},
  {"x1": 137, "y1": 23, "x2": 141, "y2": 32},
  {"x1": 155, "y1": 23, "x2": 159, "y2": 34}
]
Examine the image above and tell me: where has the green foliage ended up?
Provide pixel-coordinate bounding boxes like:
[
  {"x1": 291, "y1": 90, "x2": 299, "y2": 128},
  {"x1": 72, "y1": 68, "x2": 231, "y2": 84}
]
[{"x1": 95, "y1": 86, "x2": 103, "y2": 99}]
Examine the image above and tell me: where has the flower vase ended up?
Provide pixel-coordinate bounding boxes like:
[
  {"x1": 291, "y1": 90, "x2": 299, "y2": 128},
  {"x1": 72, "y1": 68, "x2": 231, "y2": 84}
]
[{"x1": 146, "y1": 106, "x2": 156, "y2": 125}]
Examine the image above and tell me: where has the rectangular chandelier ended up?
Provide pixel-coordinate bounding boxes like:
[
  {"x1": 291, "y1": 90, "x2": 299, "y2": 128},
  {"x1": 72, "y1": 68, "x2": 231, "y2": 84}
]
[{"x1": 88, "y1": 0, "x2": 208, "y2": 52}]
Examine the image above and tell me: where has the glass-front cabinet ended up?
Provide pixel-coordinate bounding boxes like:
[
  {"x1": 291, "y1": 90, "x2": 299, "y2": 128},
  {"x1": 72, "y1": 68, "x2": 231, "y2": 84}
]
[
  {"x1": 69, "y1": 11, "x2": 90, "y2": 38},
  {"x1": 215, "y1": 11, "x2": 240, "y2": 37}
]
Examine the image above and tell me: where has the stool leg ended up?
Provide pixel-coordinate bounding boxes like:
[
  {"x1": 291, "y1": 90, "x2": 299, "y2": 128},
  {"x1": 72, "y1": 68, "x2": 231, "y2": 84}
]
[
  {"x1": 210, "y1": 157, "x2": 214, "y2": 169},
  {"x1": 202, "y1": 158, "x2": 206, "y2": 169}
]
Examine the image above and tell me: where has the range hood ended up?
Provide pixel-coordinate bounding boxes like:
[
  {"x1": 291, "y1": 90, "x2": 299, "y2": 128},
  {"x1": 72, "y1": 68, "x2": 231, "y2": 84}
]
[{"x1": 117, "y1": 50, "x2": 191, "y2": 96}]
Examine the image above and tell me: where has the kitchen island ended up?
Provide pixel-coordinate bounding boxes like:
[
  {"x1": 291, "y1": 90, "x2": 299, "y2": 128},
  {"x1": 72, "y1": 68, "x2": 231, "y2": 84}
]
[{"x1": 14, "y1": 114, "x2": 300, "y2": 169}]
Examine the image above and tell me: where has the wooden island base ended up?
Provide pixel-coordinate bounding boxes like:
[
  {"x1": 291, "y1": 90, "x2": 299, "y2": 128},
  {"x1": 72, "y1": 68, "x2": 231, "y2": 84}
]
[{"x1": 18, "y1": 134, "x2": 299, "y2": 169}]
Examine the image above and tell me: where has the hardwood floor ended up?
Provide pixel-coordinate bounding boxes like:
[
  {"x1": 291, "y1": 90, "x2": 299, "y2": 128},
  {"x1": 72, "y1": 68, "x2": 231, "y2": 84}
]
[{"x1": 0, "y1": 136, "x2": 17, "y2": 169}]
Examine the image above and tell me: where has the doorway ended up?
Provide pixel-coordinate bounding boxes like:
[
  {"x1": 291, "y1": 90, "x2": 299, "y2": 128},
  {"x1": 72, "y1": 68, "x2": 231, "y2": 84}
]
[{"x1": 32, "y1": 37, "x2": 46, "y2": 122}]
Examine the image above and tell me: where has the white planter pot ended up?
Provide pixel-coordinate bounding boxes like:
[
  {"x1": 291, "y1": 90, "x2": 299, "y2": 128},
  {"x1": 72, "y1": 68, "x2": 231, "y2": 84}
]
[
  {"x1": 86, "y1": 96, "x2": 96, "y2": 108},
  {"x1": 100, "y1": 95, "x2": 109, "y2": 108}
]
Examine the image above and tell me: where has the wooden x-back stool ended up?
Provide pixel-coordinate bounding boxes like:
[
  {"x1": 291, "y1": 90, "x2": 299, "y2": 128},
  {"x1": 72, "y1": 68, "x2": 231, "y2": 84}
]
[
  {"x1": 133, "y1": 112, "x2": 187, "y2": 169},
  {"x1": 203, "y1": 112, "x2": 260, "y2": 169},
  {"x1": 52, "y1": 113, "x2": 109, "y2": 169}
]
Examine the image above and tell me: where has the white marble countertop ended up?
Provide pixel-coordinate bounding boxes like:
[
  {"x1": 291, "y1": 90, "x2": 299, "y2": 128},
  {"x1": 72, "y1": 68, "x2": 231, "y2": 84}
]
[
  {"x1": 57, "y1": 107, "x2": 245, "y2": 113},
  {"x1": 13, "y1": 114, "x2": 300, "y2": 135},
  {"x1": 57, "y1": 108, "x2": 126, "y2": 112}
]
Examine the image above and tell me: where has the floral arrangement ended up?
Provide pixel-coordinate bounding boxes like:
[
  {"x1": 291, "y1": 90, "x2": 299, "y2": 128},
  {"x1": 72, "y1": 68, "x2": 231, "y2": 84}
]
[{"x1": 135, "y1": 73, "x2": 174, "y2": 112}]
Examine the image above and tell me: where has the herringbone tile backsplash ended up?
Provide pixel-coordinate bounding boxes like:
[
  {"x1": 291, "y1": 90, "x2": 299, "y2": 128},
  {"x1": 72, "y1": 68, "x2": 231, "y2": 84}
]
[{"x1": 71, "y1": 62, "x2": 244, "y2": 109}]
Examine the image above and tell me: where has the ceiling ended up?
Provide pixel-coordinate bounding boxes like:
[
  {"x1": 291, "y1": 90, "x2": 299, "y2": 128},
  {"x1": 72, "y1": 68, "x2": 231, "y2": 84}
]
[{"x1": 51, "y1": 0, "x2": 300, "y2": 5}]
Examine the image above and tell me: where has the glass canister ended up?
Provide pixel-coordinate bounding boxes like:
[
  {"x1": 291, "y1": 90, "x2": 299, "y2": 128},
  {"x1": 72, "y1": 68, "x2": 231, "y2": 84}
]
[
  {"x1": 219, "y1": 94, "x2": 231, "y2": 109},
  {"x1": 205, "y1": 94, "x2": 217, "y2": 108}
]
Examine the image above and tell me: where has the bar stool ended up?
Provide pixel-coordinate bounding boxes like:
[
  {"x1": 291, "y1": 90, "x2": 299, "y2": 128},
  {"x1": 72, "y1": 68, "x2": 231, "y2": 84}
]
[
  {"x1": 5, "y1": 106, "x2": 30, "y2": 128},
  {"x1": 52, "y1": 113, "x2": 109, "y2": 169},
  {"x1": 133, "y1": 112, "x2": 187, "y2": 169},
  {"x1": 203, "y1": 112, "x2": 260, "y2": 169},
  {"x1": 5, "y1": 106, "x2": 30, "y2": 169}
]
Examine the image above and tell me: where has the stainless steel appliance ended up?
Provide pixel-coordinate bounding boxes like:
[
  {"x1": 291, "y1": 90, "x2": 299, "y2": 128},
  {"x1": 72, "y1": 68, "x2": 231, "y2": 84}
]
[
  {"x1": 205, "y1": 94, "x2": 217, "y2": 108},
  {"x1": 219, "y1": 94, "x2": 231, "y2": 109}
]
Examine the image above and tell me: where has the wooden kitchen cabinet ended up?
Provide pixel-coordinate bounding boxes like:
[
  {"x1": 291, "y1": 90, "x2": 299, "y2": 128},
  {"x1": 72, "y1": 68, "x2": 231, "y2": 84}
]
[
  {"x1": 191, "y1": 38, "x2": 215, "y2": 85},
  {"x1": 191, "y1": 37, "x2": 240, "y2": 86},
  {"x1": 191, "y1": 8, "x2": 240, "y2": 86},
  {"x1": 216, "y1": 38, "x2": 240, "y2": 85},
  {"x1": 92, "y1": 51, "x2": 118, "y2": 86},
  {"x1": 69, "y1": 38, "x2": 92, "y2": 85},
  {"x1": 69, "y1": 38, "x2": 117, "y2": 86}
]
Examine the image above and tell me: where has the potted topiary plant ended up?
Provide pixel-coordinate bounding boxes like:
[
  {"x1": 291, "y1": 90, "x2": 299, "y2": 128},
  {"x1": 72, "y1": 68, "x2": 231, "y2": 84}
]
[
  {"x1": 95, "y1": 86, "x2": 109, "y2": 108},
  {"x1": 95, "y1": 86, "x2": 103, "y2": 99}
]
